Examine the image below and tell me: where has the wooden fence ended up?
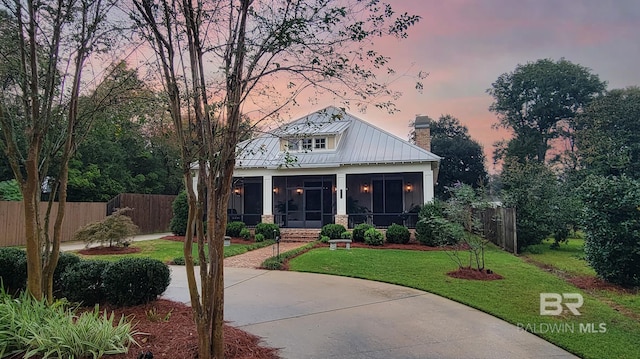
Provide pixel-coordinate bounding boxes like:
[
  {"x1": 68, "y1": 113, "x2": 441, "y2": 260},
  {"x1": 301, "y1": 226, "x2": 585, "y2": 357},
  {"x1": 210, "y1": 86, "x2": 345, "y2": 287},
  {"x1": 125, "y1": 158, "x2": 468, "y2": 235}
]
[
  {"x1": 477, "y1": 207, "x2": 517, "y2": 254},
  {"x1": 0, "y1": 201, "x2": 106, "y2": 247},
  {"x1": 107, "y1": 193, "x2": 176, "y2": 234}
]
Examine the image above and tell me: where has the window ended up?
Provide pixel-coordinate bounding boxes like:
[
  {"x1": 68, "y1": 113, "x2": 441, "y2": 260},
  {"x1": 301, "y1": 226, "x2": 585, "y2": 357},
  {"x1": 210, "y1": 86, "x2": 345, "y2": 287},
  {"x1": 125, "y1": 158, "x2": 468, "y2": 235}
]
[
  {"x1": 286, "y1": 139, "x2": 299, "y2": 150},
  {"x1": 302, "y1": 138, "x2": 313, "y2": 150},
  {"x1": 314, "y1": 138, "x2": 326, "y2": 149}
]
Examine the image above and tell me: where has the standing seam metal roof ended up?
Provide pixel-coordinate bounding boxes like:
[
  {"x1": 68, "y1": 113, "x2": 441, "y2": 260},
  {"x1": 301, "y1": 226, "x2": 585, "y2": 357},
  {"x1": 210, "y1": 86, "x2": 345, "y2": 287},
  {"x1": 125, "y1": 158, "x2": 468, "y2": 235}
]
[{"x1": 235, "y1": 106, "x2": 440, "y2": 169}]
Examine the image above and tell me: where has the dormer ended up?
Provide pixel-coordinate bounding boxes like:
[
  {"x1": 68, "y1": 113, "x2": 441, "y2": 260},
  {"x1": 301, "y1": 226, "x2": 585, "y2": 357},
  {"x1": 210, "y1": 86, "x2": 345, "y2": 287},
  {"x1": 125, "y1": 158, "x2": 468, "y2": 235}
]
[
  {"x1": 280, "y1": 135, "x2": 336, "y2": 152},
  {"x1": 275, "y1": 107, "x2": 351, "y2": 153}
]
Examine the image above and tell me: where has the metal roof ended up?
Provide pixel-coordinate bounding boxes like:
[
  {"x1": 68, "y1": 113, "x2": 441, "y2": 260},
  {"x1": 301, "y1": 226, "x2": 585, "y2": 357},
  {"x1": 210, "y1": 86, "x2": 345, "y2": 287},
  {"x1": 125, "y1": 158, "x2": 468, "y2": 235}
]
[{"x1": 236, "y1": 106, "x2": 440, "y2": 169}]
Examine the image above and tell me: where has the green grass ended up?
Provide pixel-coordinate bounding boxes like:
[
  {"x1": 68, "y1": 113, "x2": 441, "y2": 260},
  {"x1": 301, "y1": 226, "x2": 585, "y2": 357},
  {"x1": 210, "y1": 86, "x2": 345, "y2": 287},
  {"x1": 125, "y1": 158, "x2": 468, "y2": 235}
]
[
  {"x1": 523, "y1": 238, "x2": 640, "y2": 320},
  {"x1": 289, "y1": 245, "x2": 640, "y2": 359},
  {"x1": 75, "y1": 239, "x2": 272, "y2": 263}
]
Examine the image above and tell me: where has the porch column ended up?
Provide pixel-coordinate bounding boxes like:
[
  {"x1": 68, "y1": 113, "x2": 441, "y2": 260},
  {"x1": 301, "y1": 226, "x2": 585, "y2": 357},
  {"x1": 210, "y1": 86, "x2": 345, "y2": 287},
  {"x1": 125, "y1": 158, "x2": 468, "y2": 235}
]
[
  {"x1": 261, "y1": 174, "x2": 274, "y2": 224},
  {"x1": 423, "y1": 170, "x2": 434, "y2": 203},
  {"x1": 335, "y1": 173, "x2": 348, "y2": 227}
]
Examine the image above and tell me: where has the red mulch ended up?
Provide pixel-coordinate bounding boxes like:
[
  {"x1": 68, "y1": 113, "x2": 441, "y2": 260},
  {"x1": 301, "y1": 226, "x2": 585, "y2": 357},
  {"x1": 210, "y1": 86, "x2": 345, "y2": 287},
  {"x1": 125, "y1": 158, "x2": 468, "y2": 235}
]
[
  {"x1": 100, "y1": 299, "x2": 279, "y2": 359},
  {"x1": 568, "y1": 275, "x2": 638, "y2": 294},
  {"x1": 447, "y1": 267, "x2": 504, "y2": 281},
  {"x1": 349, "y1": 241, "x2": 464, "y2": 251},
  {"x1": 78, "y1": 246, "x2": 142, "y2": 255}
]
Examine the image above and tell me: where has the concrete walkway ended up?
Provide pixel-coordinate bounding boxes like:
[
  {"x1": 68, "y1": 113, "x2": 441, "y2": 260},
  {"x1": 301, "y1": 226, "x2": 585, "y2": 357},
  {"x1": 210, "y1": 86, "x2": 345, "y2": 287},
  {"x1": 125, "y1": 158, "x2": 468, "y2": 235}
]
[{"x1": 164, "y1": 266, "x2": 578, "y2": 359}]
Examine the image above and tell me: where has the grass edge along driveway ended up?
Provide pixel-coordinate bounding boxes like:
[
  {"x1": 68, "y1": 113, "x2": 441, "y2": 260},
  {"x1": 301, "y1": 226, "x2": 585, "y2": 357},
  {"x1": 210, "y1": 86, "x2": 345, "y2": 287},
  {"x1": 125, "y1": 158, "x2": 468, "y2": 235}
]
[{"x1": 288, "y1": 246, "x2": 639, "y2": 359}]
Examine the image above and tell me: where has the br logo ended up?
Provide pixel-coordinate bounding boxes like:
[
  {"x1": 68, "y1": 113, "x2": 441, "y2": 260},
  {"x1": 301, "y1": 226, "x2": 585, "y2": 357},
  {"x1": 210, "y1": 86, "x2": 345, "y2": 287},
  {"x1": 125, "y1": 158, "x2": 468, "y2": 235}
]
[{"x1": 539, "y1": 293, "x2": 583, "y2": 316}]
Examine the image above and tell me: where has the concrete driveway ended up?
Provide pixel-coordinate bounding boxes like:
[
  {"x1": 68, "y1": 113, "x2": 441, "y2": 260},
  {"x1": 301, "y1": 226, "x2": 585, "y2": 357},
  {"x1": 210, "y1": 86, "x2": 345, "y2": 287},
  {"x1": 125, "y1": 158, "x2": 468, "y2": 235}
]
[{"x1": 163, "y1": 267, "x2": 577, "y2": 359}]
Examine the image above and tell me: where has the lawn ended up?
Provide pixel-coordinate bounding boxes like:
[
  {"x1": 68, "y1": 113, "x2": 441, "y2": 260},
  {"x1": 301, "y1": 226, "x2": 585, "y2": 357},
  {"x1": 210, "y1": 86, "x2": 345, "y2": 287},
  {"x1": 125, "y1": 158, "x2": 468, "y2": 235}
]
[
  {"x1": 288, "y1": 244, "x2": 640, "y2": 359},
  {"x1": 75, "y1": 239, "x2": 271, "y2": 263}
]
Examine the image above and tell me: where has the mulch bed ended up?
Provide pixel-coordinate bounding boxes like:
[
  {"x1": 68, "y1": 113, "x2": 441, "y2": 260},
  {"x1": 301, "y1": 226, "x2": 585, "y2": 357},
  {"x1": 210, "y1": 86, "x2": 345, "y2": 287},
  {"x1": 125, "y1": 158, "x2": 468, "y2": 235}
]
[
  {"x1": 78, "y1": 246, "x2": 142, "y2": 255},
  {"x1": 447, "y1": 267, "x2": 504, "y2": 281},
  {"x1": 102, "y1": 299, "x2": 279, "y2": 359},
  {"x1": 568, "y1": 275, "x2": 638, "y2": 294}
]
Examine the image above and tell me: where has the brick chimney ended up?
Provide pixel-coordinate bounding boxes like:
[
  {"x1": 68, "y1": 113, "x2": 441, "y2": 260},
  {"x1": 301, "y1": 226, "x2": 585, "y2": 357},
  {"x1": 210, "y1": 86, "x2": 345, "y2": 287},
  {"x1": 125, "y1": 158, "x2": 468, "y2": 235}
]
[{"x1": 414, "y1": 115, "x2": 431, "y2": 152}]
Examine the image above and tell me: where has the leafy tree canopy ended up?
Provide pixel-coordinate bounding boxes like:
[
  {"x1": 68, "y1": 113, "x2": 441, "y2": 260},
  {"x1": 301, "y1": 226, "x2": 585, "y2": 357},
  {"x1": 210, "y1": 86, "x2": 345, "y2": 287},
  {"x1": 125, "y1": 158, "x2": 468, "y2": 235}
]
[
  {"x1": 429, "y1": 115, "x2": 487, "y2": 199},
  {"x1": 488, "y1": 58, "x2": 606, "y2": 164},
  {"x1": 575, "y1": 87, "x2": 640, "y2": 180}
]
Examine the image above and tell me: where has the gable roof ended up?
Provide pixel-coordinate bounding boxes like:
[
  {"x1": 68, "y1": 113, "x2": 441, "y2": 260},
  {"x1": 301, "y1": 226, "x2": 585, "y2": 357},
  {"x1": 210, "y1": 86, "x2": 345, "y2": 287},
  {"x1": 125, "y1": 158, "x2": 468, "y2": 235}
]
[{"x1": 236, "y1": 106, "x2": 440, "y2": 169}]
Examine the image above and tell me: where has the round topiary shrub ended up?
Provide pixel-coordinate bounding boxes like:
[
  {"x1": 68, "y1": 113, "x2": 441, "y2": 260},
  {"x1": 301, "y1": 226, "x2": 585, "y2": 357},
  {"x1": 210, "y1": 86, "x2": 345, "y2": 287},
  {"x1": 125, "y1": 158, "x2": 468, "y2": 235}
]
[
  {"x1": 319, "y1": 235, "x2": 330, "y2": 243},
  {"x1": 102, "y1": 257, "x2": 170, "y2": 307},
  {"x1": 0, "y1": 247, "x2": 27, "y2": 295},
  {"x1": 340, "y1": 231, "x2": 352, "y2": 240},
  {"x1": 239, "y1": 228, "x2": 251, "y2": 239},
  {"x1": 170, "y1": 191, "x2": 188, "y2": 236},
  {"x1": 364, "y1": 228, "x2": 384, "y2": 246},
  {"x1": 60, "y1": 260, "x2": 110, "y2": 305},
  {"x1": 255, "y1": 223, "x2": 280, "y2": 240},
  {"x1": 352, "y1": 223, "x2": 373, "y2": 243},
  {"x1": 319, "y1": 224, "x2": 346, "y2": 239},
  {"x1": 226, "y1": 221, "x2": 246, "y2": 237},
  {"x1": 385, "y1": 223, "x2": 410, "y2": 244},
  {"x1": 255, "y1": 233, "x2": 266, "y2": 242}
]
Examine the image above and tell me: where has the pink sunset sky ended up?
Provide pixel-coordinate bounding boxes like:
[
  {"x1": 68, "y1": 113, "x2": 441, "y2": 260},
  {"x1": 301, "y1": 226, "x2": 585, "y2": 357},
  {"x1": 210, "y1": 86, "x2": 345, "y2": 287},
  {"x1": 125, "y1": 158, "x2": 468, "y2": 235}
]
[{"x1": 287, "y1": 0, "x2": 640, "y2": 173}]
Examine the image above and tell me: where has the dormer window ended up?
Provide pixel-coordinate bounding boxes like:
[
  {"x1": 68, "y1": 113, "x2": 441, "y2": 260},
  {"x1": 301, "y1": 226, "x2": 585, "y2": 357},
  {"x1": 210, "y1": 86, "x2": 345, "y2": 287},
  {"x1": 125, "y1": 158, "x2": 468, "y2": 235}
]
[
  {"x1": 282, "y1": 136, "x2": 333, "y2": 152},
  {"x1": 302, "y1": 138, "x2": 313, "y2": 150}
]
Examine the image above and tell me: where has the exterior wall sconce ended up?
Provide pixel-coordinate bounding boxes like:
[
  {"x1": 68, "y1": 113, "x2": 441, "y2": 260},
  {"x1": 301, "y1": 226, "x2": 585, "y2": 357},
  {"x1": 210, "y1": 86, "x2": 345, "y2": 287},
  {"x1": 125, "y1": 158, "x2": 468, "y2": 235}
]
[
  {"x1": 405, "y1": 182, "x2": 413, "y2": 193},
  {"x1": 234, "y1": 187, "x2": 241, "y2": 196},
  {"x1": 273, "y1": 187, "x2": 279, "y2": 194},
  {"x1": 362, "y1": 184, "x2": 369, "y2": 193},
  {"x1": 296, "y1": 188, "x2": 303, "y2": 195}
]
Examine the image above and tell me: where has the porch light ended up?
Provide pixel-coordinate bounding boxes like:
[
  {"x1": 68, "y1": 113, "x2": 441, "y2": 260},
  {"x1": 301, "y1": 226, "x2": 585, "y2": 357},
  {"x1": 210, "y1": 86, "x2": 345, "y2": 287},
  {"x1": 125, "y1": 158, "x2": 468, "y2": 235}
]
[
  {"x1": 273, "y1": 187, "x2": 279, "y2": 194},
  {"x1": 234, "y1": 187, "x2": 241, "y2": 196},
  {"x1": 296, "y1": 188, "x2": 303, "y2": 195},
  {"x1": 405, "y1": 182, "x2": 413, "y2": 193},
  {"x1": 362, "y1": 184, "x2": 369, "y2": 193}
]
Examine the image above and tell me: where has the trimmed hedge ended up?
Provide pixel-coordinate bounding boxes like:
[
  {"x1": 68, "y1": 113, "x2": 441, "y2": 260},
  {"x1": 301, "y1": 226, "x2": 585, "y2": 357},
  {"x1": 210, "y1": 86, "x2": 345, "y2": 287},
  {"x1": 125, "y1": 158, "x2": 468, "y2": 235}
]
[
  {"x1": 102, "y1": 258, "x2": 170, "y2": 307},
  {"x1": 226, "y1": 221, "x2": 246, "y2": 237},
  {"x1": 0, "y1": 247, "x2": 27, "y2": 295},
  {"x1": 170, "y1": 191, "x2": 188, "y2": 236},
  {"x1": 319, "y1": 224, "x2": 346, "y2": 239},
  {"x1": 385, "y1": 223, "x2": 410, "y2": 244},
  {"x1": 60, "y1": 260, "x2": 110, "y2": 305},
  {"x1": 255, "y1": 223, "x2": 280, "y2": 240},
  {"x1": 352, "y1": 223, "x2": 373, "y2": 243},
  {"x1": 364, "y1": 228, "x2": 384, "y2": 246}
]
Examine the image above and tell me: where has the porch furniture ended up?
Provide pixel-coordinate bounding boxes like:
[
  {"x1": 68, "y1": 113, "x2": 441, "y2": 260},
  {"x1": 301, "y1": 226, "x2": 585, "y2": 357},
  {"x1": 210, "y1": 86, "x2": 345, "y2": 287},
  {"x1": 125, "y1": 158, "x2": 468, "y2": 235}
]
[{"x1": 328, "y1": 239, "x2": 352, "y2": 250}]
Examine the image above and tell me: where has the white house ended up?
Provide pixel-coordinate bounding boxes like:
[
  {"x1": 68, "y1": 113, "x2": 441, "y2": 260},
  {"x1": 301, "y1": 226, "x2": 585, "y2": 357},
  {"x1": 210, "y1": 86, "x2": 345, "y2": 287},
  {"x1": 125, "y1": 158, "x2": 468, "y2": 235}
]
[{"x1": 197, "y1": 106, "x2": 440, "y2": 229}]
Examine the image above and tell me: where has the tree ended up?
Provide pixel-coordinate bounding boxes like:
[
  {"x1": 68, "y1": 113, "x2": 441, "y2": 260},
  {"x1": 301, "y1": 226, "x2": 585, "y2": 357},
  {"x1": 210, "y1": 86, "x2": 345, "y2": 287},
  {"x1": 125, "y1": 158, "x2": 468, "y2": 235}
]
[
  {"x1": 427, "y1": 115, "x2": 487, "y2": 199},
  {"x1": 578, "y1": 175, "x2": 640, "y2": 287},
  {"x1": 488, "y1": 58, "x2": 606, "y2": 164},
  {"x1": 0, "y1": 0, "x2": 118, "y2": 301},
  {"x1": 68, "y1": 63, "x2": 182, "y2": 201},
  {"x1": 575, "y1": 87, "x2": 640, "y2": 180},
  {"x1": 131, "y1": 0, "x2": 421, "y2": 357},
  {"x1": 500, "y1": 158, "x2": 567, "y2": 250}
]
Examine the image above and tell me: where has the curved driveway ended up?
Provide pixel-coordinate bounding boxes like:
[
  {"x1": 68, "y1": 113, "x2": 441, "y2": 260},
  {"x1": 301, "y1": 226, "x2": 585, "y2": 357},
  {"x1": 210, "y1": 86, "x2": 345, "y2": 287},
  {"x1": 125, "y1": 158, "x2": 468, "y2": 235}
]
[{"x1": 163, "y1": 267, "x2": 577, "y2": 359}]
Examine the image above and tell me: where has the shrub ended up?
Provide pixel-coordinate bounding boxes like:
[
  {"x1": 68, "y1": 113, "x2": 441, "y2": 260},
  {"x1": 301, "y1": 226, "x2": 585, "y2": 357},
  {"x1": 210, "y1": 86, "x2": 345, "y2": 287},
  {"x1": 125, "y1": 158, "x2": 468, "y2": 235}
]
[
  {"x1": 340, "y1": 231, "x2": 352, "y2": 240},
  {"x1": 53, "y1": 252, "x2": 81, "y2": 296},
  {"x1": 352, "y1": 223, "x2": 373, "y2": 243},
  {"x1": 579, "y1": 175, "x2": 640, "y2": 287},
  {"x1": 255, "y1": 222, "x2": 280, "y2": 240},
  {"x1": 73, "y1": 208, "x2": 139, "y2": 247},
  {"x1": 385, "y1": 223, "x2": 410, "y2": 244},
  {"x1": 416, "y1": 216, "x2": 464, "y2": 246},
  {"x1": 226, "y1": 221, "x2": 246, "y2": 237},
  {"x1": 239, "y1": 228, "x2": 251, "y2": 239},
  {"x1": 319, "y1": 235, "x2": 330, "y2": 243},
  {"x1": 170, "y1": 191, "x2": 188, "y2": 236},
  {"x1": 255, "y1": 233, "x2": 266, "y2": 242},
  {"x1": 261, "y1": 242, "x2": 316, "y2": 270},
  {"x1": 364, "y1": 228, "x2": 384, "y2": 246},
  {"x1": 60, "y1": 260, "x2": 110, "y2": 305},
  {"x1": 418, "y1": 200, "x2": 446, "y2": 221},
  {"x1": 0, "y1": 247, "x2": 27, "y2": 295},
  {"x1": 102, "y1": 258, "x2": 170, "y2": 307},
  {"x1": 319, "y1": 224, "x2": 346, "y2": 239},
  {"x1": 0, "y1": 290, "x2": 135, "y2": 359}
]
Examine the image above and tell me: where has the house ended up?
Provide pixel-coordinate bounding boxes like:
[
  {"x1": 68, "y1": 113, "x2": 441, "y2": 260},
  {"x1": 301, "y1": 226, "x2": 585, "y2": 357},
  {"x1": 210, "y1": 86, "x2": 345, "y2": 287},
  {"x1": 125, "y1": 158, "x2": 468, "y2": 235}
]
[{"x1": 198, "y1": 106, "x2": 440, "y2": 229}]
